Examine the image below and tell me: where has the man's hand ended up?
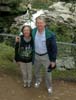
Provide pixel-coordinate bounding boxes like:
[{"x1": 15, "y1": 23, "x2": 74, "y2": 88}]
[{"x1": 50, "y1": 62, "x2": 56, "y2": 68}]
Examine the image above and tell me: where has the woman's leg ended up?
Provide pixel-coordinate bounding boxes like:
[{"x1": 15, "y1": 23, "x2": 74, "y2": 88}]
[
  {"x1": 20, "y1": 62, "x2": 27, "y2": 87},
  {"x1": 27, "y1": 62, "x2": 32, "y2": 87}
]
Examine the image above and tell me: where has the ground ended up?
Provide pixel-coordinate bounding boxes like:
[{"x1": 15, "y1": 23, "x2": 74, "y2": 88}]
[{"x1": 0, "y1": 73, "x2": 76, "y2": 100}]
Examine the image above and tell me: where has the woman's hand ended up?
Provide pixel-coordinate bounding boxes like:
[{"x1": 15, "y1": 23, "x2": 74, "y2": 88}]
[{"x1": 15, "y1": 36, "x2": 20, "y2": 42}]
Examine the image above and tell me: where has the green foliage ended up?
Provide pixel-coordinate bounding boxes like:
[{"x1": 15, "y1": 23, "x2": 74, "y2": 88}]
[
  {"x1": 4, "y1": 37, "x2": 15, "y2": 47},
  {"x1": 52, "y1": 69, "x2": 76, "y2": 80},
  {"x1": 0, "y1": 0, "x2": 27, "y2": 33},
  {"x1": 32, "y1": 0, "x2": 49, "y2": 9},
  {"x1": 0, "y1": 43, "x2": 76, "y2": 80},
  {"x1": 0, "y1": 16, "x2": 16, "y2": 33},
  {"x1": 49, "y1": 22, "x2": 72, "y2": 42},
  {"x1": 0, "y1": 43, "x2": 14, "y2": 61},
  {"x1": 10, "y1": 26, "x2": 19, "y2": 35},
  {"x1": 0, "y1": 43, "x2": 21, "y2": 76}
]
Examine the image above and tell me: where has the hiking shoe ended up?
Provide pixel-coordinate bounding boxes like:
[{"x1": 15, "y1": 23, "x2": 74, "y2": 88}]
[
  {"x1": 28, "y1": 83, "x2": 31, "y2": 88},
  {"x1": 48, "y1": 87, "x2": 52, "y2": 94},
  {"x1": 24, "y1": 83, "x2": 27, "y2": 88},
  {"x1": 34, "y1": 82, "x2": 40, "y2": 88}
]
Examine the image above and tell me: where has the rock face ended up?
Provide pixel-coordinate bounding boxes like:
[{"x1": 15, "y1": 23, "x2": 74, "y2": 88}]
[
  {"x1": 0, "y1": 0, "x2": 12, "y2": 16},
  {"x1": 0, "y1": 0, "x2": 14, "y2": 13},
  {"x1": 12, "y1": 10, "x2": 44, "y2": 30},
  {"x1": 56, "y1": 57, "x2": 75, "y2": 70},
  {"x1": 0, "y1": 1, "x2": 76, "y2": 69},
  {"x1": 12, "y1": 2, "x2": 76, "y2": 29},
  {"x1": 44, "y1": 2, "x2": 76, "y2": 26},
  {"x1": 0, "y1": 0, "x2": 27, "y2": 15},
  {"x1": 10, "y1": 2, "x2": 76, "y2": 69},
  {"x1": 0, "y1": 0, "x2": 27, "y2": 33}
]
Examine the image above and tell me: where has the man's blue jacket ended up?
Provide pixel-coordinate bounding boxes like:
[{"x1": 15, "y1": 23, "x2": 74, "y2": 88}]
[{"x1": 32, "y1": 27, "x2": 57, "y2": 62}]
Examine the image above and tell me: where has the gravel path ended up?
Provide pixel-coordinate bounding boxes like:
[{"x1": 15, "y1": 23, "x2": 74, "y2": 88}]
[{"x1": 0, "y1": 73, "x2": 76, "y2": 100}]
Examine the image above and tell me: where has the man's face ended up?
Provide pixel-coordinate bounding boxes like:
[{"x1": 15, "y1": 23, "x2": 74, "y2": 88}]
[{"x1": 36, "y1": 19, "x2": 45, "y2": 32}]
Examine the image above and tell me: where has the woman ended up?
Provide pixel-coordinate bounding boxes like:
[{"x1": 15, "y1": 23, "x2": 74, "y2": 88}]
[{"x1": 15, "y1": 25, "x2": 34, "y2": 88}]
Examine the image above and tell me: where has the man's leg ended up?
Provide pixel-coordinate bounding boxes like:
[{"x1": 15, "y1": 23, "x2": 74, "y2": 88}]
[
  {"x1": 42, "y1": 55, "x2": 52, "y2": 93},
  {"x1": 34, "y1": 54, "x2": 41, "y2": 87}
]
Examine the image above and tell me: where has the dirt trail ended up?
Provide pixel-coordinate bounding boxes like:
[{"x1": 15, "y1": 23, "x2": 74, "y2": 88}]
[{"x1": 0, "y1": 73, "x2": 76, "y2": 100}]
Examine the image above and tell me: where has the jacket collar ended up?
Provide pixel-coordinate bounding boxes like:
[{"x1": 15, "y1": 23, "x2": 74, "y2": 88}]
[{"x1": 32, "y1": 27, "x2": 53, "y2": 39}]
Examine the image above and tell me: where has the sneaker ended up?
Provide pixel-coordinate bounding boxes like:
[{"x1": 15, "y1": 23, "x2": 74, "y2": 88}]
[
  {"x1": 28, "y1": 83, "x2": 31, "y2": 88},
  {"x1": 34, "y1": 82, "x2": 40, "y2": 88},
  {"x1": 48, "y1": 87, "x2": 52, "y2": 94},
  {"x1": 23, "y1": 83, "x2": 27, "y2": 88}
]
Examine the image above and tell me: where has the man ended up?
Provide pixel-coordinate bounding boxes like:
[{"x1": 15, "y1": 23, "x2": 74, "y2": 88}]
[{"x1": 32, "y1": 16, "x2": 57, "y2": 94}]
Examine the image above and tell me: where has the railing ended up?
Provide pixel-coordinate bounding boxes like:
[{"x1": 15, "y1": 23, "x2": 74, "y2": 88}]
[
  {"x1": 0, "y1": 33, "x2": 76, "y2": 82},
  {"x1": 57, "y1": 41, "x2": 76, "y2": 70},
  {"x1": 0, "y1": 33, "x2": 76, "y2": 70},
  {"x1": 0, "y1": 33, "x2": 16, "y2": 38}
]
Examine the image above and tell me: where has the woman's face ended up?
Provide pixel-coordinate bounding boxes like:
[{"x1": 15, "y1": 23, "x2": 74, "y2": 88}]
[
  {"x1": 36, "y1": 19, "x2": 45, "y2": 32},
  {"x1": 23, "y1": 27, "x2": 31, "y2": 38}
]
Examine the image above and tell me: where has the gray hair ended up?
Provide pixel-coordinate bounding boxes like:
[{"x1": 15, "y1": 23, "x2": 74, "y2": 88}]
[{"x1": 36, "y1": 16, "x2": 46, "y2": 24}]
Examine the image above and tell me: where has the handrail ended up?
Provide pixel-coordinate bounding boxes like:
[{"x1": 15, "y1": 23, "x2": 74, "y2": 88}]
[{"x1": 0, "y1": 33, "x2": 76, "y2": 46}]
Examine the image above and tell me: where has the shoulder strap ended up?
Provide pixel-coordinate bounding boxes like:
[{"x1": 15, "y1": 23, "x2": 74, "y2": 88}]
[{"x1": 18, "y1": 36, "x2": 21, "y2": 53}]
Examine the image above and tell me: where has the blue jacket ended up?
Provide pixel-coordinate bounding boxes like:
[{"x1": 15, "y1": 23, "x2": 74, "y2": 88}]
[{"x1": 32, "y1": 27, "x2": 57, "y2": 62}]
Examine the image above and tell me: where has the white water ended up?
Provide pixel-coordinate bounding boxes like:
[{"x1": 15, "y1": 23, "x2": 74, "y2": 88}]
[
  {"x1": 23, "y1": 1, "x2": 76, "y2": 28},
  {"x1": 23, "y1": 10, "x2": 44, "y2": 29},
  {"x1": 15, "y1": 1, "x2": 76, "y2": 35}
]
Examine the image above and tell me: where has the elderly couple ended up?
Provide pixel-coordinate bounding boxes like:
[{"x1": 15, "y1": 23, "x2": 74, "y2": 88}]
[{"x1": 15, "y1": 16, "x2": 57, "y2": 94}]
